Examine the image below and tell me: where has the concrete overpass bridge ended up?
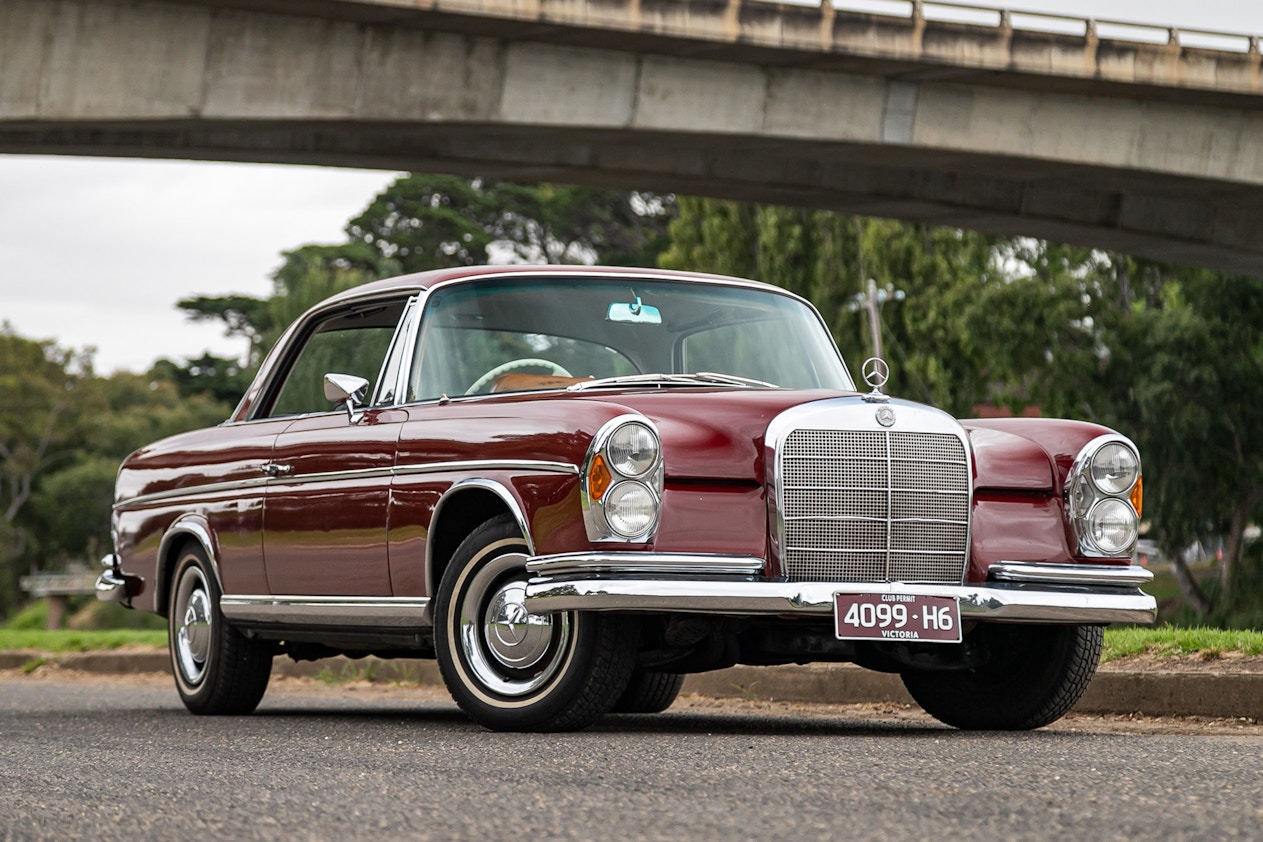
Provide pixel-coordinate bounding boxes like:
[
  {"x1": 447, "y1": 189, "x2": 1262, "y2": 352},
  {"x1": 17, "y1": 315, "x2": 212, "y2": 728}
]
[{"x1": 4, "y1": 0, "x2": 1263, "y2": 274}]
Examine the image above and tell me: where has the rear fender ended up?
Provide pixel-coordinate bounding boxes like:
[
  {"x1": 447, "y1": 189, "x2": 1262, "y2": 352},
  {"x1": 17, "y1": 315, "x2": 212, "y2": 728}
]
[{"x1": 155, "y1": 517, "x2": 223, "y2": 617}]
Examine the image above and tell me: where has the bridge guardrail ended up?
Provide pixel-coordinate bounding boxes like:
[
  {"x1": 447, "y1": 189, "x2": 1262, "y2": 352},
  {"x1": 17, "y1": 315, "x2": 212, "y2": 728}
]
[{"x1": 801, "y1": 0, "x2": 1261, "y2": 54}]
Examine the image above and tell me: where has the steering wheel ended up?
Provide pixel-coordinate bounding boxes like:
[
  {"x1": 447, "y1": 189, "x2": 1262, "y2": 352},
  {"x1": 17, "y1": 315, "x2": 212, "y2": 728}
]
[{"x1": 465, "y1": 358, "x2": 573, "y2": 395}]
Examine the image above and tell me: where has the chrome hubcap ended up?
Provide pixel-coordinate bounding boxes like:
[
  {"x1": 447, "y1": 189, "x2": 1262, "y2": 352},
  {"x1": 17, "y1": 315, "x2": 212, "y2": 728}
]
[
  {"x1": 174, "y1": 565, "x2": 212, "y2": 684},
  {"x1": 458, "y1": 551, "x2": 570, "y2": 697},
  {"x1": 483, "y1": 580, "x2": 553, "y2": 671}
]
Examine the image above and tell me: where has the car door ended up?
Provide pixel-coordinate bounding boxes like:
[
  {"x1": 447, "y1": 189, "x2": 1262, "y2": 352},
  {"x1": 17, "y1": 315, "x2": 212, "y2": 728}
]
[
  {"x1": 253, "y1": 295, "x2": 416, "y2": 596},
  {"x1": 262, "y1": 408, "x2": 408, "y2": 596}
]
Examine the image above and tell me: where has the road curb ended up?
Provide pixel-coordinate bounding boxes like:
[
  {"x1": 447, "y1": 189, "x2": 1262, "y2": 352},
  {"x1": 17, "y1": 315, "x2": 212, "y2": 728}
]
[
  {"x1": 3, "y1": 650, "x2": 1259, "y2": 720},
  {"x1": 679, "y1": 664, "x2": 1263, "y2": 720}
]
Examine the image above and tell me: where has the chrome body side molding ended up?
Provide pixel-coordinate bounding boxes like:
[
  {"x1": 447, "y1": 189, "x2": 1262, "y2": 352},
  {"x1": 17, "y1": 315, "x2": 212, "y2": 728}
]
[
  {"x1": 220, "y1": 595, "x2": 431, "y2": 628},
  {"x1": 116, "y1": 460, "x2": 577, "y2": 510}
]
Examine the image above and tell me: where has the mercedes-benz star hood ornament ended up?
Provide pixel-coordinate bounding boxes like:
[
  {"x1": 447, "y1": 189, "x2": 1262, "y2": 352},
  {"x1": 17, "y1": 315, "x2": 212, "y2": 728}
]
[{"x1": 861, "y1": 356, "x2": 891, "y2": 403}]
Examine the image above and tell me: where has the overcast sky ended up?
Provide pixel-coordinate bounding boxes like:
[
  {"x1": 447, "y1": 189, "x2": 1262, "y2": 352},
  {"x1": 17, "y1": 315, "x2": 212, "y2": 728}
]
[{"x1": 1, "y1": 0, "x2": 1259, "y2": 374}]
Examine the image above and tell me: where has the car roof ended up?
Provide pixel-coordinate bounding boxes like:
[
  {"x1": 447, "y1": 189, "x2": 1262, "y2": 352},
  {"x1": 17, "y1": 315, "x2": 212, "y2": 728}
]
[{"x1": 320, "y1": 265, "x2": 784, "y2": 307}]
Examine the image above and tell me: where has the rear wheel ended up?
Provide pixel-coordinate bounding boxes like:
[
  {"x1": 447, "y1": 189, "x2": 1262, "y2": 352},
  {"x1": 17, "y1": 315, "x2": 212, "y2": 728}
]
[
  {"x1": 612, "y1": 670, "x2": 684, "y2": 714},
  {"x1": 901, "y1": 624, "x2": 1103, "y2": 730},
  {"x1": 435, "y1": 515, "x2": 637, "y2": 731},
  {"x1": 168, "y1": 544, "x2": 272, "y2": 715}
]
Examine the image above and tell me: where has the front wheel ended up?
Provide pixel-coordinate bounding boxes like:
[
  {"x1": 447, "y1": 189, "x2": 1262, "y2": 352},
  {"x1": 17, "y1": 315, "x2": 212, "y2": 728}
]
[
  {"x1": 612, "y1": 670, "x2": 684, "y2": 714},
  {"x1": 434, "y1": 515, "x2": 637, "y2": 731},
  {"x1": 901, "y1": 624, "x2": 1103, "y2": 730},
  {"x1": 168, "y1": 544, "x2": 272, "y2": 715}
]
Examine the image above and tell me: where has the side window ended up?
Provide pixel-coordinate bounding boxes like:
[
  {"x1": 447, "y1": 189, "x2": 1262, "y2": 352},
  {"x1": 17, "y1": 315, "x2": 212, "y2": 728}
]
[{"x1": 265, "y1": 300, "x2": 407, "y2": 418}]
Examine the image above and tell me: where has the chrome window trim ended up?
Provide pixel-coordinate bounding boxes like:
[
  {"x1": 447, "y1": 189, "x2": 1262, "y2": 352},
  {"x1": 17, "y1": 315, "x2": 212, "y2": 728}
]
[
  {"x1": 115, "y1": 460, "x2": 578, "y2": 510},
  {"x1": 388, "y1": 287, "x2": 431, "y2": 408},
  {"x1": 240, "y1": 289, "x2": 426, "y2": 423},
  {"x1": 220, "y1": 594, "x2": 431, "y2": 628},
  {"x1": 764, "y1": 397, "x2": 974, "y2": 582},
  {"x1": 371, "y1": 294, "x2": 422, "y2": 407}
]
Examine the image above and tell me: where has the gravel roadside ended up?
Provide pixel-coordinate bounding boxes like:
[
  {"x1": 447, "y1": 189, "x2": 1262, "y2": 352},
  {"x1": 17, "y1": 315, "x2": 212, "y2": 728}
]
[{"x1": 3, "y1": 648, "x2": 1261, "y2": 724}]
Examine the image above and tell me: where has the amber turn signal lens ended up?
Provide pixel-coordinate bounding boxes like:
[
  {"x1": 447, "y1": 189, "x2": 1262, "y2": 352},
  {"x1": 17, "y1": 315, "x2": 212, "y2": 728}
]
[
  {"x1": 1130, "y1": 474, "x2": 1143, "y2": 518},
  {"x1": 588, "y1": 453, "x2": 613, "y2": 501}
]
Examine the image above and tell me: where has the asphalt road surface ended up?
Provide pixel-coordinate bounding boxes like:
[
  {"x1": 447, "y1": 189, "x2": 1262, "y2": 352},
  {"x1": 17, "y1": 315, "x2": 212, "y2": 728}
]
[{"x1": 1, "y1": 674, "x2": 1260, "y2": 841}]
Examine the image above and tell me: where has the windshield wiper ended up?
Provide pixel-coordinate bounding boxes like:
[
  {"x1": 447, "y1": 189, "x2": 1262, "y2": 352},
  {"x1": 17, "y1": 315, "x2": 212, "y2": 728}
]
[
  {"x1": 567, "y1": 373, "x2": 779, "y2": 392},
  {"x1": 691, "y1": 372, "x2": 778, "y2": 389}
]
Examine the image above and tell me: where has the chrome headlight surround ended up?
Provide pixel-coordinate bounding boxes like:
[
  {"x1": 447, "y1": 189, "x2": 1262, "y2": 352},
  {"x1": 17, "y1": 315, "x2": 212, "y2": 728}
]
[
  {"x1": 1065, "y1": 434, "x2": 1142, "y2": 558},
  {"x1": 581, "y1": 415, "x2": 664, "y2": 542}
]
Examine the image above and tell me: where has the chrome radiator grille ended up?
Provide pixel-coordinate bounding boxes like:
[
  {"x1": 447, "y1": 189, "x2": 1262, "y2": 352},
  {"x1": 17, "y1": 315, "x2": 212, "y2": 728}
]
[{"x1": 779, "y1": 429, "x2": 970, "y2": 583}]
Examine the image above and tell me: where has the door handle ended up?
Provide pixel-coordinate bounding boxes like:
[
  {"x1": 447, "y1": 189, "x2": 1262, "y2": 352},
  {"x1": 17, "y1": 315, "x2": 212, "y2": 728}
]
[{"x1": 260, "y1": 463, "x2": 293, "y2": 478}]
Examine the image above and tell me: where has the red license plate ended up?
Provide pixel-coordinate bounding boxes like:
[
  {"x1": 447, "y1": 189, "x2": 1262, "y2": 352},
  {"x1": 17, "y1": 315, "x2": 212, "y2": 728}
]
[{"x1": 834, "y1": 593, "x2": 962, "y2": 643}]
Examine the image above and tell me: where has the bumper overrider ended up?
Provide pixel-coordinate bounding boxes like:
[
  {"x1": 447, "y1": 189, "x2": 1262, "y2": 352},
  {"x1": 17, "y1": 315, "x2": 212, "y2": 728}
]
[
  {"x1": 95, "y1": 553, "x2": 133, "y2": 604},
  {"x1": 522, "y1": 554, "x2": 1157, "y2": 625}
]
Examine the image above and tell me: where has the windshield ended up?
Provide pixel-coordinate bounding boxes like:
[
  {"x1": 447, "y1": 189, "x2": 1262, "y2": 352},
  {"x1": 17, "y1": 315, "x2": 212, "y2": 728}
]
[{"x1": 410, "y1": 276, "x2": 853, "y2": 400}]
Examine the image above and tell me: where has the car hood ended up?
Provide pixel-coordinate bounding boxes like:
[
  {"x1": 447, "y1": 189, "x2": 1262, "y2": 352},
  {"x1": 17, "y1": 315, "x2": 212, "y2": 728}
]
[
  {"x1": 594, "y1": 391, "x2": 1087, "y2": 494},
  {"x1": 587, "y1": 389, "x2": 849, "y2": 482}
]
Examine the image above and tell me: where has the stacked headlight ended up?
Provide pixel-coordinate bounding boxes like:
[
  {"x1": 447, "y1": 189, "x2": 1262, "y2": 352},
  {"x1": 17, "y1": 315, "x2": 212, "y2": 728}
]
[
  {"x1": 582, "y1": 417, "x2": 663, "y2": 541},
  {"x1": 1066, "y1": 436, "x2": 1142, "y2": 557}
]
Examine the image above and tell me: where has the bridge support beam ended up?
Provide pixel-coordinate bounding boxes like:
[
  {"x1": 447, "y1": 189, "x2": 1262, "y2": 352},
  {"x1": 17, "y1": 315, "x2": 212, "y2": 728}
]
[{"x1": 4, "y1": 0, "x2": 1263, "y2": 274}]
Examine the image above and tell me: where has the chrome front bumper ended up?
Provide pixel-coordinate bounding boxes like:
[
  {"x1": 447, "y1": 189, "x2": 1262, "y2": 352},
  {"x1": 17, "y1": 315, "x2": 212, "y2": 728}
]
[{"x1": 523, "y1": 554, "x2": 1157, "y2": 625}]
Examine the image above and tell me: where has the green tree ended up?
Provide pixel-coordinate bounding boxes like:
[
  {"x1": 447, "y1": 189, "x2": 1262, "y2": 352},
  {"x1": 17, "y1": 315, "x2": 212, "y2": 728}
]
[
  {"x1": 960, "y1": 245, "x2": 1263, "y2": 619},
  {"x1": 150, "y1": 353, "x2": 251, "y2": 406},
  {"x1": 265, "y1": 244, "x2": 388, "y2": 351},
  {"x1": 0, "y1": 327, "x2": 98, "y2": 613},
  {"x1": 1102, "y1": 272, "x2": 1263, "y2": 617},
  {"x1": 0, "y1": 324, "x2": 234, "y2": 618},
  {"x1": 348, "y1": 176, "x2": 675, "y2": 271},
  {"x1": 660, "y1": 199, "x2": 1000, "y2": 415},
  {"x1": 176, "y1": 294, "x2": 274, "y2": 367}
]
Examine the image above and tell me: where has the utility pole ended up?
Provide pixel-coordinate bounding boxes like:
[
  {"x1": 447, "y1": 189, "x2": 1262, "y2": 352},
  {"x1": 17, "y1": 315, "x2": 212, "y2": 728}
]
[{"x1": 849, "y1": 278, "x2": 905, "y2": 360}]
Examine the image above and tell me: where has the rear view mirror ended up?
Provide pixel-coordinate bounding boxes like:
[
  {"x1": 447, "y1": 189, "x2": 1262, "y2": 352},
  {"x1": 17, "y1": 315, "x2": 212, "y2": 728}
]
[{"x1": 607, "y1": 293, "x2": 661, "y2": 325}]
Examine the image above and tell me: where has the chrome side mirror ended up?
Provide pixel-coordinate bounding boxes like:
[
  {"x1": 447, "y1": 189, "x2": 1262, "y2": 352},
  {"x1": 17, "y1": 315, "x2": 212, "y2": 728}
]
[{"x1": 324, "y1": 373, "x2": 370, "y2": 422}]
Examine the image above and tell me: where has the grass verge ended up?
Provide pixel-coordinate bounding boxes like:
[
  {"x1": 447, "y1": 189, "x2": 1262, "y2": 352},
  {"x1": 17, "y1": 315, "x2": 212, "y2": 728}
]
[
  {"x1": 0, "y1": 629, "x2": 167, "y2": 653},
  {"x1": 1102, "y1": 626, "x2": 1263, "y2": 663}
]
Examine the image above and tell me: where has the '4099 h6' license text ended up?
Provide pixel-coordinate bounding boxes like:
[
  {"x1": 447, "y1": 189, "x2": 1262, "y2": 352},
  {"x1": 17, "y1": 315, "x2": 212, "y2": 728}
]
[{"x1": 835, "y1": 593, "x2": 962, "y2": 643}]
